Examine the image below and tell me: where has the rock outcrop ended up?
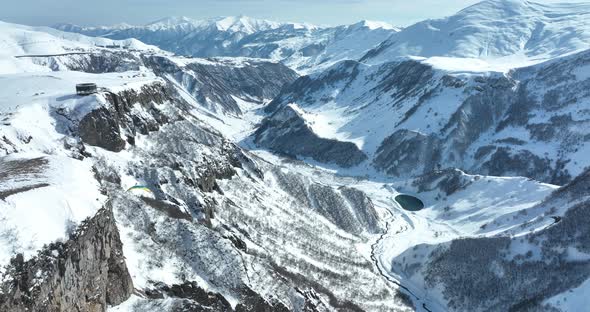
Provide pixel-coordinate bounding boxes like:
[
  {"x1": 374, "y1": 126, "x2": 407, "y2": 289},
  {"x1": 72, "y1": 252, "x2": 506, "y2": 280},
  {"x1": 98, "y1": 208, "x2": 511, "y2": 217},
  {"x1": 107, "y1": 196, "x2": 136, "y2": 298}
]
[
  {"x1": 254, "y1": 105, "x2": 368, "y2": 168},
  {"x1": 142, "y1": 55, "x2": 299, "y2": 115},
  {"x1": 34, "y1": 51, "x2": 298, "y2": 116},
  {"x1": 79, "y1": 107, "x2": 127, "y2": 152},
  {"x1": 78, "y1": 82, "x2": 175, "y2": 152},
  {"x1": 0, "y1": 207, "x2": 133, "y2": 312}
]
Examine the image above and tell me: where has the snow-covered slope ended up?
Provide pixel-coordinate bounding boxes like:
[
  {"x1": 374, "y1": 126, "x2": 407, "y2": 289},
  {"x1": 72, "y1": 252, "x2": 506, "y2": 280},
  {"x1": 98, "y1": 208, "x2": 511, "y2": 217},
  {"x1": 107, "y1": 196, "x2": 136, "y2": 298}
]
[
  {"x1": 0, "y1": 70, "x2": 160, "y2": 272},
  {"x1": 0, "y1": 20, "x2": 158, "y2": 74},
  {"x1": 362, "y1": 0, "x2": 590, "y2": 67},
  {"x1": 53, "y1": 16, "x2": 398, "y2": 73},
  {"x1": 257, "y1": 47, "x2": 590, "y2": 184},
  {"x1": 2, "y1": 3, "x2": 590, "y2": 311},
  {"x1": 384, "y1": 168, "x2": 590, "y2": 312},
  {"x1": 0, "y1": 21, "x2": 410, "y2": 312}
]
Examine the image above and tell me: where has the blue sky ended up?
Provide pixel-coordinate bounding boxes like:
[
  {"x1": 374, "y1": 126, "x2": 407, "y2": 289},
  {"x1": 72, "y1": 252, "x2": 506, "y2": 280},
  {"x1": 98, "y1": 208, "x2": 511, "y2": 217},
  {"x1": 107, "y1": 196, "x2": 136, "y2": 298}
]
[{"x1": 1, "y1": 0, "x2": 585, "y2": 27}]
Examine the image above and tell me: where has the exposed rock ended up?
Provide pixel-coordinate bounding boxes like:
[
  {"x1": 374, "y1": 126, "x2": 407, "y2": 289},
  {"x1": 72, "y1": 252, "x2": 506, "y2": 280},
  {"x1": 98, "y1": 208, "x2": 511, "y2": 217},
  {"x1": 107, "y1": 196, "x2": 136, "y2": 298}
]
[
  {"x1": 34, "y1": 51, "x2": 298, "y2": 117},
  {"x1": 480, "y1": 147, "x2": 571, "y2": 185},
  {"x1": 78, "y1": 82, "x2": 181, "y2": 153},
  {"x1": 141, "y1": 197, "x2": 193, "y2": 222},
  {"x1": 103, "y1": 83, "x2": 174, "y2": 136},
  {"x1": 258, "y1": 50, "x2": 590, "y2": 184},
  {"x1": 374, "y1": 129, "x2": 442, "y2": 177},
  {"x1": 141, "y1": 281, "x2": 324, "y2": 312},
  {"x1": 79, "y1": 107, "x2": 126, "y2": 152},
  {"x1": 144, "y1": 281, "x2": 233, "y2": 311},
  {"x1": 0, "y1": 207, "x2": 133, "y2": 312},
  {"x1": 32, "y1": 51, "x2": 143, "y2": 73},
  {"x1": 265, "y1": 60, "x2": 362, "y2": 113},
  {"x1": 412, "y1": 168, "x2": 472, "y2": 196},
  {"x1": 235, "y1": 286, "x2": 290, "y2": 312},
  {"x1": 142, "y1": 55, "x2": 299, "y2": 115},
  {"x1": 254, "y1": 105, "x2": 367, "y2": 168}
]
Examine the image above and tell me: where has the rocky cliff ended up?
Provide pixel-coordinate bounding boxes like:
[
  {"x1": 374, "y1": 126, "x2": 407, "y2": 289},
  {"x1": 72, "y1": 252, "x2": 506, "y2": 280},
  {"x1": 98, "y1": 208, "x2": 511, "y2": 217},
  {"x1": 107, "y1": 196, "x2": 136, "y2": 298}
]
[
  {"x1": 0, "y1": 207, "x2": 133, "y2": 312},
  {"x1": 33, "y1": 50, "x2": 298, "y2": 116},
  {"x1": 142, "y1": 55, "x2": 299, "y2": 115},
  {"x1": 254, "y1": 105, "x2": 368, "y2": 167}
]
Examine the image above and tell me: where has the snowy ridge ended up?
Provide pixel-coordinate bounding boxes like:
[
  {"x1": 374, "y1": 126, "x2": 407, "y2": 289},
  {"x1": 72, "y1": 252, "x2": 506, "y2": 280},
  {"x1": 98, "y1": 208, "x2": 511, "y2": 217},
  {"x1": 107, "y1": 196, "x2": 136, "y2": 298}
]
[
  {"x1": 139, "y1": 15, "x2": 292, "y2": 34},
  {"x1": 0, "y1": 69, "x2": 159, "y2": 275},
  {"x1": 362, "y1": 0, "x2": 590, "y2": 67},
  {"x1": 0, "y1": 21, "x2": 401, "y2": 311},
  {"x1": 260, "y1": 46, "x2": 590, "y2": 185},
  {"x1": 0, "y1": 20, "x2": 159, "y2": 74},
  {"x1": 53, "y1": 16, "x2": 398, "y2": 73}
]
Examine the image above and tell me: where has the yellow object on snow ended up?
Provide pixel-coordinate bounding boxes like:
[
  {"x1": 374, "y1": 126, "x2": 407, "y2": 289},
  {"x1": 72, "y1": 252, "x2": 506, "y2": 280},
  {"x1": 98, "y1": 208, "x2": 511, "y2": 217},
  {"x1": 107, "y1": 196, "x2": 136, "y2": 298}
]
[{"x1": 127, "y1": 185, "x2": 155, "y2": 199}]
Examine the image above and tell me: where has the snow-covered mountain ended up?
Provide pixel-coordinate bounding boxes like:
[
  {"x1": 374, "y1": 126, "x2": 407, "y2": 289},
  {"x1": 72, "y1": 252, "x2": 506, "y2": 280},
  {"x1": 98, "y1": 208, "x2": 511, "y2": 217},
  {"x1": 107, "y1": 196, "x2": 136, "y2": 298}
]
[
  {"x1": 0, "y1": 20, "x2": 412, "y2": 312},
  {"x1": 1, "y1": 0, "x2": 590, "y2": 311},
  {"x1": 53, "y1": 16, "x2": 399, "y2": 73},
  {"x1": 256, "y1": 48, "x2": 590, "y2": 185},
  {"x1": 58, "y1": 15, "x2": 287, "y2": 37},
  {"x1": 256, "y1": 0, "x2": 590, "y2": 185},
  {"x1": 362, "y1": 0, "x2": 590, "y2": 67},
  {"x1": 0, "y1": 21, "x2": 158, "y2": 74}
]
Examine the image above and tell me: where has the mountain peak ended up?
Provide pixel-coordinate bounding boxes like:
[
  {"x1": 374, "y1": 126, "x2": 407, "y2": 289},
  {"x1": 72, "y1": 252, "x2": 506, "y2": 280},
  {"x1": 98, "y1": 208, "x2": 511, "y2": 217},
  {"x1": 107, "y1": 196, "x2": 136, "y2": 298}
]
[
  {"x1": 353, "y1": 20, "x2": 399, "y2": 31},
  {"x1": 212, "y1": 15, "x2": 283, "y2": 33},
  {"x1": 457, "y1": 0, "x2": 536, "y2": 17},
  {"x1": 146, "y1": 16, "x2": 198, "y2": 27},
  {"x1": 362, "y1": 0, "x2": 590, "y2": 64},
  {"x1": 144, "y1": 15, "x2": 284, "y2": 33}
]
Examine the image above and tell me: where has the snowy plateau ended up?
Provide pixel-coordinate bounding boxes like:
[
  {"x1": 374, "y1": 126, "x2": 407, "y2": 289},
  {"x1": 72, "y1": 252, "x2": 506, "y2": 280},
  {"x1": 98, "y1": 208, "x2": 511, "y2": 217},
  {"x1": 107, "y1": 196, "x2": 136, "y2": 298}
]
[{"x1": 0, "y1": 0, "x2": 589, "y2": 311}]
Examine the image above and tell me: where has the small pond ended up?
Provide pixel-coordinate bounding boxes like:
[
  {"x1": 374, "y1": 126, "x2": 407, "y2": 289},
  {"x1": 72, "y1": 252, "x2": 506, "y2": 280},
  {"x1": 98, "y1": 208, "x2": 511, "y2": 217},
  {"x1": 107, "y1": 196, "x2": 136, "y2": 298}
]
[{"x1": 395, "y1": 194, "x2": 425, "y2": 211}]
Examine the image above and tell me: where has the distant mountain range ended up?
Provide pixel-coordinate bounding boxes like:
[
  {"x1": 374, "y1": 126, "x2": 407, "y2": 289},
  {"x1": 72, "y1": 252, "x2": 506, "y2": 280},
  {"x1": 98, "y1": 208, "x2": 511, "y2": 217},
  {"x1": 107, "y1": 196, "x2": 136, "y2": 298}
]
[{"x1": 53, "y1": 16, "x2": 399, "y2": 73}]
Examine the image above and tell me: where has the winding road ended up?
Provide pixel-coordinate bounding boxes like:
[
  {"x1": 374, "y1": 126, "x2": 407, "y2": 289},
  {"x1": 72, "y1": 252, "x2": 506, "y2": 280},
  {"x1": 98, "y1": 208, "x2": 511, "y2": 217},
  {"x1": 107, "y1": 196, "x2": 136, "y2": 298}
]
[
  {"x1": 14, "y1": 52, "x2": 93, "y2": 58},
  {"x1": 369, "y1": 203, "x2": 435, "y2": 312}
]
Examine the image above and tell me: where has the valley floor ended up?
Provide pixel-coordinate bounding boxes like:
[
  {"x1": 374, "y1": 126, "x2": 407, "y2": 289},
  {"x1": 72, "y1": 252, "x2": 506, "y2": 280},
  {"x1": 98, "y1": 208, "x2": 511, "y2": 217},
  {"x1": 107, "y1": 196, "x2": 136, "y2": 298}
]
[{"x1": 201, "y1": 98, "x2": 558, "y2": 312}]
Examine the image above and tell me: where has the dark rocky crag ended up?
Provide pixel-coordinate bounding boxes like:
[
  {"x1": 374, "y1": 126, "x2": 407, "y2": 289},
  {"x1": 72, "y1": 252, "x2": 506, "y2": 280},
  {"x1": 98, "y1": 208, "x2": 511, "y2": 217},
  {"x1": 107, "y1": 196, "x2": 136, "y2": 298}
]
[
  {"x1": 77, "y1": 82, "x2": 175, "y2": 152},
  {"x1": 143, "y1": 55, "x2": 299, "y2": 115},
  {"x1": 0, "y1": 207, "x2": 133, "y2": 312},
  {"x1": 254, "y1": 105, "x2": 368, "y2": 168},
  {"x1": 141, "y1": 281, "x2": 293, "y2": 311}
]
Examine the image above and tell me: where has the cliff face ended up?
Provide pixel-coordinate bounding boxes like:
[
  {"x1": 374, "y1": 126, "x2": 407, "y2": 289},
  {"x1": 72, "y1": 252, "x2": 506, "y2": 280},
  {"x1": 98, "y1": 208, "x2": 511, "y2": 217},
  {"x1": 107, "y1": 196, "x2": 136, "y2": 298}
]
[
  {"x1": 34, "y1": 51, "x2": 299, "y2": 116},
  {"x1": 0, "y1": 207, "x2": 133, "y2": 312},
  {"x1": 78, "y1": 82, "x2": 176, "y2": 152},
  {"x1": 142, "y1": 55, "x2": 299, "y2": 115},
  {"x1": 254, "y1": 105, "x2": 368, "y2": 168}
]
